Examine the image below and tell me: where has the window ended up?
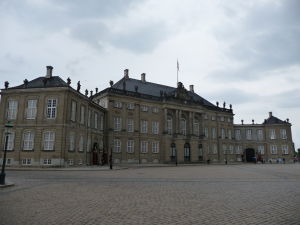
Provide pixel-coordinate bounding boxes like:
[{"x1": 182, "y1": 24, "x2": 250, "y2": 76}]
[
  {"x1": 127, "y1": 140, "x2": 134, "y2": 153},
  {"x1": 246, "y1": 129, "x2": 252, "y2": 140},
  {"x1": 43, "y1": 131, "x2": 55, "y2": 151},
  {"x1": 229, "y1": 145, "x2": 234, "y2": 154},
  {"x1": 152, "y1": 121, "x2": 159, "y2": 134},
  {"x1": 227, "y1": 117, "x2": 231, "y2": 123},
  {"x1": 257, "y1": 129, "x2": 264, "y2": 141},
  {"x1": 71, "y1": 101, "x2": 76, "y2": 121},
  {"x1": 228, "y1": 129, "x2": 232, "y2": 139},
  {"x1": 221, "y1": 128, "x2": 225, "y2": 139},
  {"x1": 235, "y1": 129, "x2": 241, "y2": 140},
  {"x1": 127, "y1": 103, "x2": 134, "y2": 110},
  {"x1": 258, "y1": 145, "x2": 265, "y2": 155},
  {"x1": 43, "y1": 159, "x2": 52, "y2": 165},
  {"x1": 47, "y1": 99, "x2": 57, "y2": 119},
  {"x1": 152, "y1": 141, "x2": 159, "y2": 153},
  {"x1": 4, "y1": 132, "x2": 15, "y2": 151},
  {"x1": 79, "y1": 135, "x2": 84, "y2": 152},
  {"x1": 180, "y1": 118, "x2": 186, "y2": 135},
  {"x1": 114, "y1": 101, "x2": 122, "y2": 108},
  {"x1": 282, "y1": 145, "x2": 288, "y2": 155},
  {"x1": 213, "y1": 144, "x2": 218, "y2": 154},
  {"x1": 141, "y1": 105, "x2": 148, "y2": 112},
  {"x1": 100, "y1": 115, "x2": 104, "y2": 130},
  {"x1": 141, "y1": 141, "x2": 148, "y2": 153},
  {"x1": 270, "y1": 145, "x2": 277, "y2": 154},
  {"x1": 26, "y1": 100, "x2": 37, "y2": 119},
  {"x1": 270, "y1": 129, "x2": 276, "y2": 140},
  {"x1": 113, "y1": 139, "x2": 121, "y2": 153},
  {"x1": 80, "y1": 106, "x2": 85, "y2": 124},
  {"x1": 7, "y1": 100, "x2": 18, "y2": 120},
  {"x1": 280, "y1": 129, "x2": 287, "y2": 139},
  {"x1": 87, "y1": 110, "x2": 91, "y2": 127},
  {"x1": 220, "y1": 116, "x2": 224, "y2": 122},
  {"x1": 167, "y1": 116, "x2": 172, "y2": 134},
  {"x1": 235, "y1": 145, "x2": 242, "y2": 154},
  {"x1": 206, "y1": 144, "x2": 210, "y2": 154},
  {"x1": 152, "y1": 107, "x2": 159, "y2": 113},
  {"x1": 69, "y1": 133, "x2": 75, "y2": 151},
  {"x1": 141, "y1": 120, "x2": 148, "y2": 133},
  {"x1": 68, "y1": 159, "x2": 74, "y2": 166},
  {"x1": 204, "y1": 127, "x2": 209, "y2": 138},
  {"x1": 222, "y1": 144, "x2": 227, "y2": 154},
  {"x1": 212, "y1": 128, "x2": 216, "y2": 139},
  {"x1": 94, "y1": 113, "x2": 98, "y2": 129},
  {"x1": 204, "y1": 114, "x2": 208, "y2": 119},
  {"x1": 114, "y1": 117, "x2": 122, "y2": 131},
  {"x1": 194, "y1": 120, "x2": 199, "y2": 136},
  {"x1": 211, "y1": 115, "x2": 216, "y2": 121},
  {"x1": 87, "y1": 136, "x2": 91, "y2": 152},
  {"x1": 22, "y1": 158, "x2": 31, "y2": 165},
  {"x1": 127, "y1": 119, "x2": 134, "y2": 132},
  {"x1": 23, "y1": 131, "x2": 34, "y2": 151}
]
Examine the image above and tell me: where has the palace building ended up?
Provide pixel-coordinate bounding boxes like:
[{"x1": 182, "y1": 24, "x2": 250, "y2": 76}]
[{"x1": 0, "y1": 66, "x2": 295, "y2": 166}]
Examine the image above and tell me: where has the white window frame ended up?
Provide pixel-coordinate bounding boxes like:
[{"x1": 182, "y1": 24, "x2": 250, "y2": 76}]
[
  {"x1": 69, "y1": 133, "x2": 75, "y2": 151},
  {"x1": 47, "y1": 98, "x2": 57, "y2": 119},
  {"x1": 246, "y1": 129, "x2": 252, "y2": 140},
  {"x1": 79, "y1": 135, "x2": 84, "y2": 152},
  {"x1": 229, "y1": 145, "x2": 234, "y2": 154},
  {"x1": 270, "y1": 129, "x2": 276, "y2": 140},
  {"x1": 280, "y1": 129, "x2": 287, "y2": 139},
  {"x1": 94, "y1": 113, "x2": 98, "y2": 129},
  {"x1": 43, "y1": 159, "x2": 52, "y2": 165},
  {"x1": 80, "y1": 105, "x2": 85, "y2": 124},
  {"x1": 257, "y1": 129, "x2": 264, "y2": 141},
  {"x1": 26, "y1": 99, "x2": 37, "y2": 119},
  {"x1": 127, "y1": 119, "x2": 134, "y2": 132},
  {"x1": 235, "y1": 145, "x2": 242, "y2": 154},
  {"x1": 22, "y1": 158, "x2": 31, "y2": 165},
  {"x1": 212, "y1": 128, "x2": 216, "y2": 139},
  {"x1": 4, "y1": 132, "x2": 15, "y2": 151},
  {"x1": 152, "y1": 121, "x2": 159, "y2": 134},
  {"x1": 228, "y1": 129, "x2": 232, "y2": 139},
  {"x1": 141, "y1": 105, "x2": 148, "y2": 112},
  {"x1": 141, "y1": 120, "x2": 148, "y2": 133},
  {"x1": 270, "y1": 145, "x2": 277, "y2": 154},
  {"x1": 114, "y1": 101, "x2": 122, "y2": 108},
  {"x1": 87, "y1": 110, "x2": 91, "y2": 127},
  {"x1": 204, "y1": 127, "x2": 209, "y2": 138},
  {"x1": 141, "y1": 141, "x2": 148, "y2": 153},
  {"x1": 282, "y1": 145, "x2": 288, "y2": 155},
  {"x1": 113, "y1": 139, "x2": 121, "y2": 153},
  {"x1": 152, "y1": 107, "x2": 159, "y2": 113},
  {"x1": 43, "y1": 131, "x2": 55, "y2": 151},
  {"x1": 213, "y1": 144, "x2": 218, "y2": 154},
  {"x1": 180, "y1": 118, "x2": 186, "y2": 136},
  {"x1": 127, "y1": 103, "x2": 134, "y2": 110},
  {"x1": 127, "y1": 140, "x2": 134, "y2": 153},
  {"x1": 222, "y1": 144, "x2": 227, "y2": 154},
  {"x1": 194, "y1": 120, "x2": 199, "y2": 136},
  {"x1": 23, "y1": 131, "x2": 34, "y2": 151},
  {"x1": 258, "y1": 145, "x2": 265, "y2": 155},
  {"x1": 114, "y1": 117, "x2": 122, "y2": 131},
  {"x1": 152, "y1": 141, "x2": 159, "y2": 153},
  {"x1": 7, "y1": 100, "x2": 18, "y2": 120},
  {"x1": 235, "y1": 129, "x2": 241, "y2": 140}
]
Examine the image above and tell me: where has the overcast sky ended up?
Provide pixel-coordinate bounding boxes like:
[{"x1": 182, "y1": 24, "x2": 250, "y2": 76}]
[{"x1": 1, "y1": 0, "x2": 299, "y2": 149}]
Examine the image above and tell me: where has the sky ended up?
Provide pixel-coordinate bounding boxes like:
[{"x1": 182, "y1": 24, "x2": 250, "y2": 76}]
[{"x1": 0, "y1": 0, "x2": 299, "y2": 150}]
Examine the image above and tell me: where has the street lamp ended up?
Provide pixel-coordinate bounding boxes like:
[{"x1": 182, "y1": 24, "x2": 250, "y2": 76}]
[{"x1": 0, "y1": 121, "x2": 14, "y2": 185}]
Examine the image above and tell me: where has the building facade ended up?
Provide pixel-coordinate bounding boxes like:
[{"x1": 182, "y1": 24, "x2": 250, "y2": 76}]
[
  {"x1": 93, "y1": 69, "x2": 295, "y2": 164},
  {"x1": 0, "y1": 66, "x2": 106, "y2": 167},
  {"x1": 0, "y1": 67, "x2": 295, "y2": 167}
]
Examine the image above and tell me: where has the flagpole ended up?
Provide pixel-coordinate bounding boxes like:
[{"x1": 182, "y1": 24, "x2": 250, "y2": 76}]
[{"x1": 177, "y1": 59, "x2": 179, "y2": 86}]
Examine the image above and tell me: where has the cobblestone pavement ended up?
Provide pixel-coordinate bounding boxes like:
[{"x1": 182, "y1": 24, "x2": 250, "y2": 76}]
[{"x1": 1, "y1": 164, "x2": 300, "y2": 225}]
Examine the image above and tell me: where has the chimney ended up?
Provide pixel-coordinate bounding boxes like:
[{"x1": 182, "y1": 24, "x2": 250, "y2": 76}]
[
  {"x1": 269, "y1": 112, "x2": 272, "y2": 118},
  {"x1": 141, "y1": 73, "x2": 146, "y2": 82},
  {"x1": 124, "y1": 69, "x2": 129, "y2": 79},
  {"x1": 46, "y1": 66, "x2": 53, "y2": 78},
  {"x1": 189, "y1": 85, "x2": 194, "y2": 93}
]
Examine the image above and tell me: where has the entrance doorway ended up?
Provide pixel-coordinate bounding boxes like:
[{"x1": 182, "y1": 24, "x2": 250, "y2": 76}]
[
  {"x1": 184, "y1": 143, "x2": 191, "y2": 162},
  {"x1": 170, "y1": 143, "x2": 176, "y2": 162},
  {"x1": 245, "y1": 148, "x2": 255, "y2": 162}
]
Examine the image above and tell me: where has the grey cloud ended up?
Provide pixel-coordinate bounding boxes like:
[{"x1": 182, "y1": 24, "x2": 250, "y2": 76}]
[
  {"x1": 273, "y1": 89, "x2": 300, "y2": 108},
  {"x1": 211, "y1": 0, "x2": 300, "y2": 81}
]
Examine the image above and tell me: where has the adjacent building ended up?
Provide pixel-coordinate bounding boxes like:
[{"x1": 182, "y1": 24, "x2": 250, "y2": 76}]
[{"x1": 0, "y1": 66, "x2": 295, "y2": 166}]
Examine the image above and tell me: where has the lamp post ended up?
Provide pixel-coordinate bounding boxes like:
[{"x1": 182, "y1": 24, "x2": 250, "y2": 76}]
[{"x1": 0, "y1": 122, "x2": 14, "y2": 185}]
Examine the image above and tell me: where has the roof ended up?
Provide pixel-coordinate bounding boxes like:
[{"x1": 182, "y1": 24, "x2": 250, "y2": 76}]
[
  {"x1": 7, "y1": 76, "x2": 69, "y2": 89},
  {"x1": 263, "y1": 115, "x2": 289, "y2": 125},
  {"x1": 97, "y1": 77, "x2": 232, "y2": 113}
]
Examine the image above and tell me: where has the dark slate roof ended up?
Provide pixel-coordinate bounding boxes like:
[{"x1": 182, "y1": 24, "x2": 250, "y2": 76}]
[
  {"x1": 8, "y1": 76, "x2": 68, "y2": 89},
  {"x1": 112, "y1": 77, "x2": 216, "y2": 107},
  {"x1": 263, "y1": 116, "x2": 289, "y2": 125}
]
